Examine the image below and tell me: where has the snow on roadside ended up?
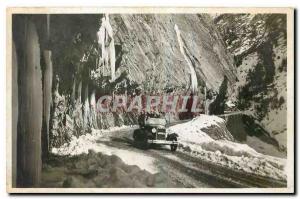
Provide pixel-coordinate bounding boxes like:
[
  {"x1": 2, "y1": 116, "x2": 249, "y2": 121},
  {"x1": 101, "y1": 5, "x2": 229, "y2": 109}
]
[
  {"x1": 51, "y1": 125, "x2": 159, "y2": 174},
  {"x1": 51, "y1": 125, "x2": 136, "y2": 156},
  {"x1": 168, "y1": 115, "x2": 286, "y2": 180}
]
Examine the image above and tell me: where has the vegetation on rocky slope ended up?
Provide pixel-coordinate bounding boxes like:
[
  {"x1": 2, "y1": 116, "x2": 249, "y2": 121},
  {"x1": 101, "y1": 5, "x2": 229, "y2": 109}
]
[{"x1": 215, "y1": 14, "x2": 287, "y2": 150}]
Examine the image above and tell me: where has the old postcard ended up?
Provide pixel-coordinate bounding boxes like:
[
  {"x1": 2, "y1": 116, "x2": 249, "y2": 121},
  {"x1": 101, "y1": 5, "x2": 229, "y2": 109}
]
[{"x1": 6, "y1": 7, "x2": 294, "y2": 193}]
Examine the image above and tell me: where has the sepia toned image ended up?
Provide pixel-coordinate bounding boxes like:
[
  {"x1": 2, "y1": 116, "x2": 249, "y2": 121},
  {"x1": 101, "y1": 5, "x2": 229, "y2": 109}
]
[{"x1": 6, "y1": 7, "x2": 294, "y2": 193}]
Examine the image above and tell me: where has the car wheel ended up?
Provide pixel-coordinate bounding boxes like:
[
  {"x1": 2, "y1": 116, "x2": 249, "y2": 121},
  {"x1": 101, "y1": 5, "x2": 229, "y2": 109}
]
[
  {"x1": 133, "y1": 130, "x2": 139, "y2": 146},
  {"x1": 170, "y1": 137, "x2": 178, "y2": 151},
  {"x1": 140, "y1": 136, "x2": 149, "y2": 150}
]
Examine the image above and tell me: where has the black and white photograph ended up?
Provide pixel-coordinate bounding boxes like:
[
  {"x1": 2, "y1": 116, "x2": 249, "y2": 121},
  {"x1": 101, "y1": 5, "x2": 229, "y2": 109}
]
[{"x1": 6, "y1": 7, "x2": 294, "y2": 193}]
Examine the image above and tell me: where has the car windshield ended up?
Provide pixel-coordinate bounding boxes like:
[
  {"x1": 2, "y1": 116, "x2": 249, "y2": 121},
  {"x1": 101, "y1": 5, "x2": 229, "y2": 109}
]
[{"x1": 145, "y1": 118, "x2": 166, "y2": 126}]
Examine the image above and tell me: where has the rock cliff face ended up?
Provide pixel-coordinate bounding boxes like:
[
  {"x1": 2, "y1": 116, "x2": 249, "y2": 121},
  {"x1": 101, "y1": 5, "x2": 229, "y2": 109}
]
[
  {"x1": 47, "y1": 14, "x2": 238, "y2": 147},
  {"x1": 110, "y1": 14, "x2": 236, "y2": 93},
  {"x1": 215, "y1": 14, "x2": 287, "y2": 151},
  {"x1": 16, "y1": 14, "x2": 286, "y2": 153}
]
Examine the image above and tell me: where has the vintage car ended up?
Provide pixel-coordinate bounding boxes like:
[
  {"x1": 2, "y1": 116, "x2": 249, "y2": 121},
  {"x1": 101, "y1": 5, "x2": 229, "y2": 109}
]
[{"x1": 133, "y1": 114, "x2": 179, "y2": 151}]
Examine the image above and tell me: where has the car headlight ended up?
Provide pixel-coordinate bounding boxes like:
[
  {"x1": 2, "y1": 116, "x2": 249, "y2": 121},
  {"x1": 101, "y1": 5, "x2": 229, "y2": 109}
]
[{"x1": 152, "y1": 128, "x2": 157, "y2": 133}]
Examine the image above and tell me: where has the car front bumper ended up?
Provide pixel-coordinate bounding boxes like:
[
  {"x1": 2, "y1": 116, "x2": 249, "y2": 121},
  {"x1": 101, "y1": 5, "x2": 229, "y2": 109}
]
[{"x1": 147, "y1": 140, "x2": 178, "y2": 145}]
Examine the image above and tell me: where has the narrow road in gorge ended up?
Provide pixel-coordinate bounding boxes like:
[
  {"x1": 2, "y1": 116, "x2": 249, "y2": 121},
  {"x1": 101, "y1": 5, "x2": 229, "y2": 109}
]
[{"x1": 95, "y1": 127, "x2": 287, "y2": 188}]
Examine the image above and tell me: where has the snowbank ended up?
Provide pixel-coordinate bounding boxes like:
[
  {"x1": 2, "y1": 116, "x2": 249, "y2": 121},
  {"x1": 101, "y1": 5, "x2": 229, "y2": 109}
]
[
  {"x1": 168, "y1": 115, "x2": 286, "y2": 180},
  {"x1": 52, "y1": 125, "x2": 137, "y2": 154},
  {"x1": 52, "y1": 125, "x2": 158, "y2": 174},
  {"x1": 43, "y1": 150, "x2": 171, "y2": 188}
]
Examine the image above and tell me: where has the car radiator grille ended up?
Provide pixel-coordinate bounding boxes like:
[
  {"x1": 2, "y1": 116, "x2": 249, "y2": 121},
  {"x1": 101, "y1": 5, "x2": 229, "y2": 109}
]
[{"x1": 156, "y1": 132, "x2": 166, "y2": 140}]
